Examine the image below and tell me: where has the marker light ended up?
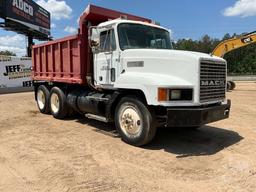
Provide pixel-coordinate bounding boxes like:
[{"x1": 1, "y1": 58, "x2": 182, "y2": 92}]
[{"x1": 158, "y1": 88, "x2": 168, "y2": 101}]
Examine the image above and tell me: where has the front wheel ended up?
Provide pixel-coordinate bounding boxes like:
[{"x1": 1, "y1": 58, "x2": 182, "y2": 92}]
[{"x1": 115, "y1": 97, "x2": 157, "y2": 146}]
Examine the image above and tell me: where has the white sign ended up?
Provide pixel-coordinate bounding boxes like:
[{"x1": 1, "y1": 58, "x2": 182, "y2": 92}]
[{"x1": 0, "y1": 55, "x2": 32, "y2": 89}]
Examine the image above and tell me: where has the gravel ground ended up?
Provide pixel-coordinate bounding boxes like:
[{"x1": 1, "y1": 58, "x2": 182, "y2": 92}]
[{"x1": 0, "y1": 81, "x2": 255, "y2": 192}]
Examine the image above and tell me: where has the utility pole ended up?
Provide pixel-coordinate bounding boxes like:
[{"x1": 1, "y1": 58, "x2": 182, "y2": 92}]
[{"x1": 27, "y1": 35, "x2": 33, "y2": 57}]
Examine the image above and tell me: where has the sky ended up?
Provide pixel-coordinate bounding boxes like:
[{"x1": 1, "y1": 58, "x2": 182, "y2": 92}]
[{"x1": 0, "y1": 0, "x2": 256, "y2": 56}]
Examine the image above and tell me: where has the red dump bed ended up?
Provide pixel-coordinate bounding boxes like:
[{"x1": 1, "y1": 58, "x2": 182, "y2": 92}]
[
  {"x1": 32, "y1": 4, "x2": 151, "y2": 85},
  {"x1": 33, "y1": 35, "x2": 85, "y2": 84}
]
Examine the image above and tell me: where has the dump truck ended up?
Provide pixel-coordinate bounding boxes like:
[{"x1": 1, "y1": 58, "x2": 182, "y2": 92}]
[{"x1": 32, "y1": 4, "x2": 231, "y2": 146}]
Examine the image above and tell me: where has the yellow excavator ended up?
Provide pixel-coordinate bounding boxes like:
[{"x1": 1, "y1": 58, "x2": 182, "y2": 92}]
[{"x1": 211, "y1": 31, "x2": 256, "y2": 90}]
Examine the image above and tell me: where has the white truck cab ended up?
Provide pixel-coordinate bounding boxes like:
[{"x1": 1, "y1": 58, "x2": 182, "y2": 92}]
[
  {"x1": 85, "y1": 19, "x2": 231, "y2": 146},
  {"x1": 91, "y1": 19, "x2": 229, "y2": 107}
]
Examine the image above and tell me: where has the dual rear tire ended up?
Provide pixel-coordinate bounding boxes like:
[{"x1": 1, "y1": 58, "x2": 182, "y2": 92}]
[
  {"x1": 49, "y1": 87, "x2": 69, "y2": 119},
  {"x1": 36, "y1": 85, "x2": 70, "y2": 119},
  {"x1": 37, "y1": 85, "x2": 50, "y2": 114}
]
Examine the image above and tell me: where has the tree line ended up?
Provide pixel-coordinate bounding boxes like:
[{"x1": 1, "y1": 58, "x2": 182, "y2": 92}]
[
  {"x1": 0, "y1": 50, "x2": 16, "y2": 56},
  {"x1": 174, "y1": 33, "x2": 256, "y2": 75}
]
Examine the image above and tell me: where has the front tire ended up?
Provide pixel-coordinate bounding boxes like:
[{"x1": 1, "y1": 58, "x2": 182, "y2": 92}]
[
  {"x1": 115, "y1": 97, "x2": 157, "y2": 146},
  {"x1": 36, "y1": 85, "x2": 50, "y2": 114},
  {"x1": 50, "y1": 87, "x2": 68, "y2": 119}
]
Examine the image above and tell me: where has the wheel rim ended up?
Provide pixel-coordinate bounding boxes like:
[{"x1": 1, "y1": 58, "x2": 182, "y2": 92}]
[
  {"x1": 50, "y1": 93, "x2": 60, "y2": 114},
  {"x1": 37, "y1": 90, "x2": 45, "y2": 110},
  {"x1": 119, "y1": 106, "x2": 142, "y2": 136}
]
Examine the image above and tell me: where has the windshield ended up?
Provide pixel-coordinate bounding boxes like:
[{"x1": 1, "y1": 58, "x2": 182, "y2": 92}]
[{"x1": 118, "y1": 23, "x2": 172, "y2": 50}]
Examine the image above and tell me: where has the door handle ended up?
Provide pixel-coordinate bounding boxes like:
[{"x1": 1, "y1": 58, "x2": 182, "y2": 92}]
[{"x1": 111, "y1": 68, "x2": 116, "y2": 82}]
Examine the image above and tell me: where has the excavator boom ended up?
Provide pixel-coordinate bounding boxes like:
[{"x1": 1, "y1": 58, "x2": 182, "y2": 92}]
[
  {"x1": 211, "y1": 31, "x2": 256, "y2": 91},
  {"x1": 212, "y1": 31, "x2": 256, "y2": 57}
]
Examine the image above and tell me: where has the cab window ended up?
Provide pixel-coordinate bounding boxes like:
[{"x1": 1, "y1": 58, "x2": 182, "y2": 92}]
[{"x1": 99, "y1": 30, "x2": 116, "y2": 52}]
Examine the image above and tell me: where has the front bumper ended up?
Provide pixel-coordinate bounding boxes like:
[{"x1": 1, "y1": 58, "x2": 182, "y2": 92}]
[{"x1": 166, "y1": 100, "x2": 231, "y2": 127}]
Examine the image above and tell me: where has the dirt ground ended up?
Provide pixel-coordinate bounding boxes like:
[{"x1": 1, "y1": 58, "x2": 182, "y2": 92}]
[{"x1": 0, "y1": 82, "x2": 255, "y2": 192}]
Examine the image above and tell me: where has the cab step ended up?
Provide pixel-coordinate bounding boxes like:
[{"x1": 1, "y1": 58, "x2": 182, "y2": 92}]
[{"x1": 85, "y1": 114, "x2": 109, "y2": 123}]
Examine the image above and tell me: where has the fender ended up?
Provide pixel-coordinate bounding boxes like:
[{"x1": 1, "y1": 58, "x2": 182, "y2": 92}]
[{"x1": 114, "y1": 72, "x2": 193, "y2": 105}]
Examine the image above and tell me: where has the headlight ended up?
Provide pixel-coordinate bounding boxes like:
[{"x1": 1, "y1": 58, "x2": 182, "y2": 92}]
[
  {"x1": 158, "y1": 88, "x2": 193, "y2": 101},
  {"x1": 170, "y1": 90, "x2": 181, "y2": 100}
]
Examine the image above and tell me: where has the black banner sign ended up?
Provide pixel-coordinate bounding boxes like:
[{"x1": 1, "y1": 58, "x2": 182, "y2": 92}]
[{"x1": 2, "y1": 0, "x2": 51, "y2": 36}]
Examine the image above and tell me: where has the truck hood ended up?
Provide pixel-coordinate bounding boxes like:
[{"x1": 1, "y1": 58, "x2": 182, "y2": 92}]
[
  {"x1": 122, "y1": 49, "x2": 224, "y2": 62},
  {"x1": 115, "y1": 49, "x2": 227, "y2": 105},
  {"x1": 120, "y1": 49, "x2": 226, "y2": 86}
]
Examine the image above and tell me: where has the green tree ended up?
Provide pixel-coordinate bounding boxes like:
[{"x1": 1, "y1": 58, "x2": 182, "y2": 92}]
[
  {"x1": 174, "y1": 33, "x2": 256, "y2": 75},
  {"x1": 0, "y1": 50, "x2": 16, "y2": 56}
]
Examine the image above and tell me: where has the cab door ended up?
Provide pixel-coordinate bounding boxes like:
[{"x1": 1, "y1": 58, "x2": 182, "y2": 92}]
[{"x1": 93, "y1": 29, "x2": 120, "y2": 87}]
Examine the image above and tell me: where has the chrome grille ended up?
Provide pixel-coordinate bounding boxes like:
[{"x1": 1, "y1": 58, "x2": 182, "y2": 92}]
[{"x1": 200, "y1": 59, "x2": 226, "y2": 102}]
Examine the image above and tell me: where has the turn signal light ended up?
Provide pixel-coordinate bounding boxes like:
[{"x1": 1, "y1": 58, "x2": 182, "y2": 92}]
[{"x1": 158, "y1": 88, "x2": 168, "y2": 101}]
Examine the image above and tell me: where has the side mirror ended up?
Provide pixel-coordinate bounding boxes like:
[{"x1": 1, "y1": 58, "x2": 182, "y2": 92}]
[
  {"x1": 90, "y1": 40, "x2": 99, "y2": 47},
  {"x1": 90, "y1": 40, "x2": 100, "y2": 53}
]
